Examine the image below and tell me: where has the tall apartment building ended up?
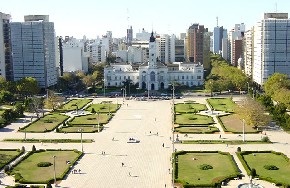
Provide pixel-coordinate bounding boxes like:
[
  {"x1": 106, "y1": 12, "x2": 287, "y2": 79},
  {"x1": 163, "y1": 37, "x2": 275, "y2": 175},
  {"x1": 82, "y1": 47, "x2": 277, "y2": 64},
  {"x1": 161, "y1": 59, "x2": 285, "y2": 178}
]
[
  {"x1": 0, "y1": 12, "x2": 12, "y2": 80},
  {"x1": 186, "y1": 23, "x2": 207, "y2": 64},
  {"x1": 126, "y1": 26, "x2": 133, "y2": 46},
  {"x1": 10, "y1": 15, "x2": 57, "y2": 88},
  {"x1": 253, "y1": 13, "x2": 290, "y2": 85},
  {"x1": 213, "y1": 26, "x2": 227, "y2": 54},
  {"x1": 156, "y1": 34, "x2": 175, "y2": 63},
  {"x1": 228, "y1": 23, "x2": 245, "y2": 66},
  {"x1": 243, "y1": 27, "x2": 254, "y2": 78}
]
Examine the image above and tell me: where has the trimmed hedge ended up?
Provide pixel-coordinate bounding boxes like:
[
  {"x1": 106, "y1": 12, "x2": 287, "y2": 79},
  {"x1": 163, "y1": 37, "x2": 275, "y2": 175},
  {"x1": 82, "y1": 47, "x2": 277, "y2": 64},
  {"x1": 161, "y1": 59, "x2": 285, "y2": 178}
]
[
  {"x1": 0, "y1": 149, "x2": 24, "y2": 170},
  {"x1": 4, "y1": 138, "x2": 94, "y2": 143}
]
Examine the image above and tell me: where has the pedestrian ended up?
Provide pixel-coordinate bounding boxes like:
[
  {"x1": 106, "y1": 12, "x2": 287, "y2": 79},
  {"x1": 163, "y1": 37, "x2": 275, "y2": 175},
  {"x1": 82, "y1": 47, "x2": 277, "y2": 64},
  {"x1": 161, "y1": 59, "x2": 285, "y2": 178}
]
[
  {"x1": 78, "y1": 169, "x2": 81, "y2": 174},
  {"x1": 219, "y1": 134, "x2": 221, "y2": 139},
  {"x1": 157, "y1": 132, "x2": 158, "y2": 136},
  {"x1": 162, "y1": 143, "x2": 164, "y2": 147},
  {"x1": 122, "y1": 162, "x2": 124, "y2": 167},
  {"x1": 165, "y1": 184, "x2": 166, "y2": 188},
  {"x1": 104, "y1": 151, "x2": 106, "y2": 155},
  {"x1": 150, "y1": 131, "x2": 151, "y2": 134},
  {"x1": 112, "y1": 137, "x2": 114, "y2": 141},
  {"x1": 129, "y1": 172, "x2": 131, "y2": 176},
  {"x1": 169, "y1": 137, "x2": 171, "y2": 140},
  {"x1": 127, "y1": 104, "x2": 128, "y2": 107},
  {"x1": 168, "y1": 168, "x2": 171, "y2": 174}
]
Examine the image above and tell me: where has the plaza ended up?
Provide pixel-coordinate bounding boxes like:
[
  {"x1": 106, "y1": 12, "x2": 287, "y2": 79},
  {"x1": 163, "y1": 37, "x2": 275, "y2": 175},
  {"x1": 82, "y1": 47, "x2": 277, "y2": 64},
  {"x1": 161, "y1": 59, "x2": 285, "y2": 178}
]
[{"x1": 0, "y1": 96, "x2": 289, "y2": 188}]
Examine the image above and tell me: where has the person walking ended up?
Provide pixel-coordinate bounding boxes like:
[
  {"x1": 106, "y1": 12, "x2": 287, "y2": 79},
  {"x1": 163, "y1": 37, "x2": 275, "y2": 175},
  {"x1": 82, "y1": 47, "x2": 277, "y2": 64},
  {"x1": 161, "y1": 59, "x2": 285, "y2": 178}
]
[{"x1": 122, "y1": 162, "x2": 124, "y2": 167}]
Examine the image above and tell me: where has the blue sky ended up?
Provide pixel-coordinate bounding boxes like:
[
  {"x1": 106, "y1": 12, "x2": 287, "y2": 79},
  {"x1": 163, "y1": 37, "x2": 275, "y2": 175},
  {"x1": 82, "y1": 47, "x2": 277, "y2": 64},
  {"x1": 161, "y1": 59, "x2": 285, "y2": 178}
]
[{"x1": 2, "y1": 0, "x2": 290, "y2": 38}]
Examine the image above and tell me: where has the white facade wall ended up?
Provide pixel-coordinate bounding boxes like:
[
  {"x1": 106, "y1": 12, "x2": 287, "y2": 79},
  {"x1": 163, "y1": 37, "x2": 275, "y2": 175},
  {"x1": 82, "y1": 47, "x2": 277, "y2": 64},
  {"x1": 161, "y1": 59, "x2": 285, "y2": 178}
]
[
  {"x1": 114, "y1": 50, "x2": 128, "y2": 62},
  {"x1": 63, "y1": 47, "x2": 83, "y2": 72},
  {"x1": 244, "y1": 29, "x2": 254, "y2": 78},
  {"x1": 0, "y1": 13, "x2": 11, "y2": 79}
]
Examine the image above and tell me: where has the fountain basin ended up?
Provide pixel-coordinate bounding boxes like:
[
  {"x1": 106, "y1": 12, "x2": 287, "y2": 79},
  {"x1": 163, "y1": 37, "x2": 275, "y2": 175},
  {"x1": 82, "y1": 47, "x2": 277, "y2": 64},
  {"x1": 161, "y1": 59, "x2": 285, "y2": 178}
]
[{"x1": 238, "y1": 183, "x2": 264, "y2": 188}]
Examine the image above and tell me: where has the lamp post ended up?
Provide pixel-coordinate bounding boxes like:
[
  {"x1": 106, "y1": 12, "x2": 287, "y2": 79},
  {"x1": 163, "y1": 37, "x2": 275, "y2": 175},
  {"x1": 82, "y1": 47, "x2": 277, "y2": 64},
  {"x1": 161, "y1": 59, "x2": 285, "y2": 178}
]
[
  {"x1": 147, "y1": 74, "x2": 150, "y2": 101},
  {"x1": 53, "y1": 155, "x2": 56, "y2": 186},
  {"x1": 247, "y1": 82, "x2": 249, "y2": 94},
  {"x1": 103, "y1": 79, "x2": 106, "y2": 97},
  {"x1": 97, "y1": 112, "x2": 100, "y2": 133},
  {"x1": 242, "y1": 119, "x2": 245, "y2": 142},
  {"x1": 78, "y1": 128, "x2": 83, "y2": 152}
]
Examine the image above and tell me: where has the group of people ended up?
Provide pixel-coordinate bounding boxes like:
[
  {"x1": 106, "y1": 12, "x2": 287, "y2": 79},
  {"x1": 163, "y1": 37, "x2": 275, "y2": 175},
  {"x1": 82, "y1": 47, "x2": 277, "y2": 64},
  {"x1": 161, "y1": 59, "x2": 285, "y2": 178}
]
[{"x1": 71, "y1": 169, "x2": 81, "y2": 174}]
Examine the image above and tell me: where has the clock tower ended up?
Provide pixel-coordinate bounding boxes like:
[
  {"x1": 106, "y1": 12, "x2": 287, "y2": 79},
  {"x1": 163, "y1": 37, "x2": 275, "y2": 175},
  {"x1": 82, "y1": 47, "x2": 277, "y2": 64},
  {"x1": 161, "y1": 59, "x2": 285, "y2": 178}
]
[{"x1": 148, "y1": 31, "x2": 157, "y2": 68}]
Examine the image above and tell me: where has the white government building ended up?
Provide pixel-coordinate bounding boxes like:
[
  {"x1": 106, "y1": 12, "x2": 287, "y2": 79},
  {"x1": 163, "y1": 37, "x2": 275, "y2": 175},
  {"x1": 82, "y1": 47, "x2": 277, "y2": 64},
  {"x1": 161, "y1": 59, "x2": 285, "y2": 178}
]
[{"x1": 104, "y1": 32, "x2": 204, "y2": 92}]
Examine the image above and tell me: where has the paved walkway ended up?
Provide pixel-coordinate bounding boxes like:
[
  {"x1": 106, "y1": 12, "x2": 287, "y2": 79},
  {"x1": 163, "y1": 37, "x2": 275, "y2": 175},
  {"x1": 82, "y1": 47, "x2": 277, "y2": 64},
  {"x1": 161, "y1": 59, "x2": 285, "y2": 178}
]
[{"x1": 0, "y1": 96, "x2": 289, "y2": 188}]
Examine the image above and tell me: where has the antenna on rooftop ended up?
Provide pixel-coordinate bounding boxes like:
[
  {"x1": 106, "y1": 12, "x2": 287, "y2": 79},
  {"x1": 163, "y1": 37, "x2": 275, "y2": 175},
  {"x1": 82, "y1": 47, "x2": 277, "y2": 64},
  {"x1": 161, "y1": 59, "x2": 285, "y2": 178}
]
[
  {"x1": 275, "y1": 2, "x2": 278, "y2": 13},
  {"x1": 127, "y1": 8, "x2": 130, "y2": 28},
  {"x1": 216, "y1": 16, "x2": 218, "y2": 27}
]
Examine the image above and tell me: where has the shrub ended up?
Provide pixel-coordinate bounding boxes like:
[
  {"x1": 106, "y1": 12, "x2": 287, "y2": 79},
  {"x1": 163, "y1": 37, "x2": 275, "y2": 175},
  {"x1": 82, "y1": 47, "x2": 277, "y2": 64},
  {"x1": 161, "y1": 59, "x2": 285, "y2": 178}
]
[
  {"x1": 264, "y1": 165, "x2": 279, "y2": 170},
  {"x1": 261, "y1": 136, "x2": 270, "y2": 142},
  {"x1": 21, "y1": 146, "x2": 25, "y2": 152},
  {"x1": 46, "y1": 183, "x2": 52, "y2": 188},
  {"x1": 55, "y1": 127, "x2": 59, "y2": 133},
  {"x1": 4, "y1": 165, "x2": 10, "y2": 173},
  {"x1": 91, "y1": 108, "x2": 96, "y2": 113},
  {"x1": 199, "y1": 164, "x2": 213, "y2": 170},
  {"x1": 37, "y1": 162, "x2": 52, "y2": 167},
  {"x1": 188, "y1": 117, "x2": 197, "y2": 120},
  {"x1": 250, "y1": 168, "x2": 257, "y2": 177},
  {"x1": 14, "y1": 173, "x2": 23, "y2": 182},
  {"x1": 32, "y1": 145, "x2": 36, "y2": 152},
  {"x1": 237, "y1": 147, "x2": 241, "y2": 152}
]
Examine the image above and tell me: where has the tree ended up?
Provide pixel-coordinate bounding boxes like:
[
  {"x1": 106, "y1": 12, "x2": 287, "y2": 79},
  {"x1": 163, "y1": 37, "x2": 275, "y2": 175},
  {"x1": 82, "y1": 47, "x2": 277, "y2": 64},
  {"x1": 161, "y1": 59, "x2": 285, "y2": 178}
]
[
  {"x1": 83, "y1": 75, "x2": 95, "y2": 87},
  {"x1": 44, "y1": 90, "x2": 64, "y2": 111},
  {"x1": 236, "y1": 96, "x2": 271, "y2": 128},
  {"x1": 14, "y1": 103, "x2": 24, "y2": 118},
  {"x1": 25, "y1": 97, "x2": 44, "y2": 118},
  {"x1": 263, "y1": 73, "x2": 290, "y2": 96},
  {"x1": 0, "y1": 91, "x2": 14, "y2": 104},
  {"x1": 16, "y1": 77, "x2": 40, "y2": 97}
]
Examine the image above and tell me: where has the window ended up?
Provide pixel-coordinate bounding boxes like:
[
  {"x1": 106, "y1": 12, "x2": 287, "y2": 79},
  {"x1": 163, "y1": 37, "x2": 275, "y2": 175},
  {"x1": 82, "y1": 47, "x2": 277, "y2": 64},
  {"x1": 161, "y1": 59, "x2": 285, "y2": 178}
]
[
  {"x1": 197, "y1": 76, "x2": 201, "y2": 79},
  {"x1": 182, "y1": 76, "x2": 184, "y2": 79}
]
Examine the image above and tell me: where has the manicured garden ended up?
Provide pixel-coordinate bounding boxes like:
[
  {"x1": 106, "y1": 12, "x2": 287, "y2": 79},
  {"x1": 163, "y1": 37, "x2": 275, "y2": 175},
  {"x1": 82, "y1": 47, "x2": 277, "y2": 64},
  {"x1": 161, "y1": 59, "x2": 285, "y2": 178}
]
[
  {"x1": 0, "y1": 149, "x2": 23, "y2": 169},
  {"x1": 238, "y1": 151, "x2": 290, "y2": 185},
  {"x1": 175, "y1": 126, "x2": 219, "y2": 134},
  {"x1": 174, "y1": 151, "x2": 239, "y2": 186},
  {"x1": 181, "y1": 139, "x2": 271, "y2": 144},
  {"x1": 207, "y1": 98, "x2": 236, "y2": 112},
  {"x1": 57, "y1": 99, "x2": 92, "y2": 112},
  {"x1": 175, "y1": 114, "x2": 214, "y2": 125},
  {"x1": 175, "y1": 103, "x2": 207, "y2": 113},
  {"x1": 60, "y1": 126, "x2": 101, "y2": 133},
  {"x1": 85, "y1": 103, "x2": 120, "y2": 113},
  {"x1": 11, "y1": 150, "x2": 82, "y2": 184},
  {"x1": 68, "y1": 113, "x2": 111, "y2": 125},
  {"x1": 4, "y1": 138, "x2": 94, "y2": 143},
  {"x1": 19, "y1": 113, "x2": 69, "y2": 132},
  {"x1": 218, "y1": 114, "x2": 259, "y2": 133}
]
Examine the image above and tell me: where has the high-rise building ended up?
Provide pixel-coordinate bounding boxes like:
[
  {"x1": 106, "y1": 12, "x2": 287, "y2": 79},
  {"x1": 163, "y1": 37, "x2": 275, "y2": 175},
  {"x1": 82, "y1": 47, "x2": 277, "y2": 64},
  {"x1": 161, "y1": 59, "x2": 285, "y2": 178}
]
[
  {"x1": 213, "y1": 26, "x2": 225, "y2": 54},
  {"x1": 253, "y1": 13, "x2": 290, "y2": 85},
  {"x1": 228, "y1": 23, "x2": 245, "y2": 65},
  {"x1": 10, "y1": 15, "x2": 57, "y2": 88},
  {"x1": 186, "y1": 23, "x2": 207, "y2": 63},
  {"x1": 243, "y1": 27, "x2": 254, "y2": 78},
  {"x1": 0, "y1": 12, "x2": 12, "y2": 80},
  {"x1": 127, "y1": 26, "x2": 133, "y2": 46}
]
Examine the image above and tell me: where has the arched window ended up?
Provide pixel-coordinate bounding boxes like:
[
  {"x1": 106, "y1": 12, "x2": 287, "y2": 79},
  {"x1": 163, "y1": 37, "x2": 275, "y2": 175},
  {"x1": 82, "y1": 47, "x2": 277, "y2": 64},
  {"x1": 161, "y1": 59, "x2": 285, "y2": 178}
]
[{"x1": 150, "y1": 71, "x2": 155, "y2": 81}]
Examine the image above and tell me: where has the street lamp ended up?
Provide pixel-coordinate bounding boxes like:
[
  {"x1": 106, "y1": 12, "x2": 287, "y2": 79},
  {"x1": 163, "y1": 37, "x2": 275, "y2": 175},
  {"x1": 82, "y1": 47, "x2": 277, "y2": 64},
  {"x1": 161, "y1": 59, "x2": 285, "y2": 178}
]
[
  {"x1": 103, "y1": 79, "x2": 106, "y2": 97},
  {"x1": 78, "y1": 128, "x2": 83, "y2": 152},
  {"x1": 97, "y1": 112, "x2": 100, "y2": 133},
  {"x1": 53, "y1": 155, "x2": 56, "y2": 186},
  {"x1": 242, "y1": 119, "x2": 245, "y2": 142}
]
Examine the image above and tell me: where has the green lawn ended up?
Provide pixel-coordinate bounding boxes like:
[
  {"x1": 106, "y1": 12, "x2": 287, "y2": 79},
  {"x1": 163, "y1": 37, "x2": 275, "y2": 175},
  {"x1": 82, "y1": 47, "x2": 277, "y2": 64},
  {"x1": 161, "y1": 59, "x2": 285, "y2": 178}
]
[
  {"x1": 12, "y1": 150, "x2": 81, "y2": 183},
  {"x1": 175, "y1": 114, "x2": 214, "y2": 125},
  {"x1": 20, "y1": 113, "x2": 69, "y2": 132},
  {"x1": 207, "y1": 98, "x2": 236, "y2": 112},
  {"x1": 181, "y1": 140, "x2": 271, "y2": 144},
  {"x1": 175, "y1": 103, "x2": 207, "y2": 113},
  {"x1": 69, "y1": 113, "x2": 111, "y2": 125},
  {"x1": 0, "y1": 150, "x2": 22, "y2": 169},
  {"x1": 240, "y1": 152, "x2": 290, "y2": 185},
  {"x1": 4, "y1": 138, "x2": 94, "y2": 143},
  {"x1": 219, "y1": 114, "x2": 258, "y2": 133},
  {"x1": 58, "y1": 99, "x2": 92, "y2": 112},
  {"x1": 60, "y1": 126, "x2": 101, "y2": 133},
  {"x1": 176, "y1": 152, "x2": 239, "y2": 186},
  {"x1": 175, "y1": 126, "x2": 219, "y2": 134},
  {"x1": 0, "y1": 109, "x2": 4, "y2": 115},
  {"x1": 85, "y1": 103, "x2": 120, "y2": 113}
]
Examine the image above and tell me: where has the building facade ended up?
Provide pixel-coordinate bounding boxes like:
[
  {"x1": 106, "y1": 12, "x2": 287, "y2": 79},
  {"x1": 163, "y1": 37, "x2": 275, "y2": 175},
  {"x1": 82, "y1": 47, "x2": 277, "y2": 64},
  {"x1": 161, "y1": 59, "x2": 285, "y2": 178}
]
[
  {"x1": 10, "y1": 15, "x2": 57, "y2": 88},
  {"x1": 253, "y1": 13, "x2": 290, "y2": 85},
  {"x1": 104, "y1": 32, "x2": 204, "y2": 92},
  {"x1": 0, "y1": 12, "x2": 12, "y2": 80}
]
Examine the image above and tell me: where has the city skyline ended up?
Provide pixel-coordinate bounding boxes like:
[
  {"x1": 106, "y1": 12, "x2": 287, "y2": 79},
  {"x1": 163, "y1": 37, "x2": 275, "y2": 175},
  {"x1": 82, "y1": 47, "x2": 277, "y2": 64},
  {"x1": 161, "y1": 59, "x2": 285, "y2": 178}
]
[{"x1": 2, "y1": 0, "x2": 290, "y2": 39}]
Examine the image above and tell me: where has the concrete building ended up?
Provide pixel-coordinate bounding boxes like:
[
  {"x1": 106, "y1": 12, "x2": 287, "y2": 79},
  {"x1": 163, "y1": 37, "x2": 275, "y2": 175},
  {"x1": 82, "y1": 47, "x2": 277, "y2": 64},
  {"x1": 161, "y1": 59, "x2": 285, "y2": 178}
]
[
  {"x1": 0, "y1": 12, "x2": 12, "y2": 80},
  {"x1": 228, "y1": 23, "x2": 245, "y2": 65},
  {"x1": 104, "y1": 32, "x2": 204, "y2": 92},
  {"x1": 62, "y1": 37, "x2": 89, "y2": 73},
  {"x1": 127, "y1": 26, "x2": 133, "y2": 46},
  {"x1": 213, "y1": 26, "x2": 227, "y2": 55},
  {"x1": 243, "y1": 27, "x2": 254, "y2": 78},
  {"x1": 136, "y1": 28, "x2": 152, "y2": 41},
  {"x1": 186, "y1": 23, "x2": 207, "y2": 64},
  {"x1": 253, "y1": 13, "x2": 290, "y2": 85},
  {"x1": 10, "y1": 15, "x2": 57, "y2": 88}
]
